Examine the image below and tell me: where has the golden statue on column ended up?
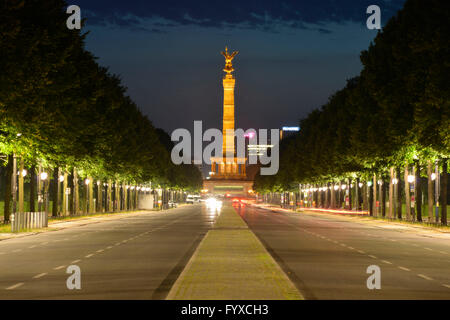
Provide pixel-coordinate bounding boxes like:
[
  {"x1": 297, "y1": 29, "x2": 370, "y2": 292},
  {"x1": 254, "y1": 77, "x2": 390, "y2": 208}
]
[{"x1": 209, "y1": 47, "x2": 246, "y2": 180}]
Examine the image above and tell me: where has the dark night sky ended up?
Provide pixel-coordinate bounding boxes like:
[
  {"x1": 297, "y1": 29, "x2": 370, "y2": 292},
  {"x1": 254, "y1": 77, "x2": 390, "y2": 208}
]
[{"x1": 72, "y1": 0, "x2": 406, "y2": 134}]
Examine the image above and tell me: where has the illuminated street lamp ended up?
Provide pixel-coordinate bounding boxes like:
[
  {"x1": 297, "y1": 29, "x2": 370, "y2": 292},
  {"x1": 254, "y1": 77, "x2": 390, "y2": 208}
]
[
  {"x1": 40, "y1": 172, "x2": 48, "y2": 180},
  {"x1": 431, "y1": 173, "x2": 436, "y2": 181},
  {"x1": 20, "y1": 169, "x2": 27, "y2": 177},
  {"x1": 392, "y1": 178, "x2": 398, "y2": 185},
  {"x1": 85, "y1": 178, "x2": 91, "y2": 185},
  {"x1": 407, "y1": 175, "x2": 415, "y2": 184},
  {"x1": 59, "y1": 175, "x2": 65, "y2": 182},
  {"x1": 341, "y1": 184, "x2": 347, "y2": 190}
]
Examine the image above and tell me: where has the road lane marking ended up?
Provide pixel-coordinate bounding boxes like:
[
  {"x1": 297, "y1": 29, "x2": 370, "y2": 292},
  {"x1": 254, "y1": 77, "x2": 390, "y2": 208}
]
[
  {"x1": 347, "y1": 246, "x2": 355, "y2": 250},
  {"x1": 71, "y1": 259, "x2": 81, "y2": 264},
  {"x1": 33, "y1": 273, "x2": 47, "y2": 279},
  {"x1": 439, "y1": 251, "x2": 448, "y2": 255},
  {"x1": 417, "y1": 274, "x2": 433, "y2": 281},
  {"x1": 6, "y1": 282, "x2": 24, "y2": 290},
  {"x1": 381, "y1": 260, "x2": 392, "y2": 265},
  {"x1": 368, "y1": 255, "x2": 377, "y2": 259},
  {"x1": 28, "y1": 245, "x2": 36, "y2": 249},
  {"x1": 106, "y1": 246, "x2": 113, "y2": 249},
  {"x1": 442, "y1": 284, "x2": 450, "y2": 289},
  {"x1": 424, "y1": 247, "x2": 433, "y2": 251},
  {"x1": 96, "y1": 249, "x2": 104, "y2": 253},
  {"x1": 398, "y1": 266, "x2": 411, "y2": 271},
  {"x1": 357, "y1": 250, "x2": 366, "y2": 254},
  {"x1": 53, "y1": 265, "x2": 66, "y2": 270},
  {"x1": 85, "y1": 254, "x2": 94, "y2": 258}
]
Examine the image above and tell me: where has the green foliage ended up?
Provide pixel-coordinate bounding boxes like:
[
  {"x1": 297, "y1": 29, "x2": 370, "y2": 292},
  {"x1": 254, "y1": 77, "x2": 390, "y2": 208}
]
[
  {"x1": 0, "y1": 0, "x2": 201, "y2": 191},
  {"x1": 254, "y1": 0, "x2": 449, "y2": 193}
]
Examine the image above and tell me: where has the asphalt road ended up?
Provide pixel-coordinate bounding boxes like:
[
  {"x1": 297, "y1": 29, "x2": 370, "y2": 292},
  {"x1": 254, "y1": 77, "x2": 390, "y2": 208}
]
[
  {"x1": 0, "y1": 204, "x2": 214, "y2": 299},
  {"x1": 236, "y1": 204, "x2": 450, "y2": 300}
]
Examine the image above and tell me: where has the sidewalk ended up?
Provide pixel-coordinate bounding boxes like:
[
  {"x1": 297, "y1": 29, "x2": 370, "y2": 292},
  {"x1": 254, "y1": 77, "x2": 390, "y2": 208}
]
[
  {"x1": 0, "y1": 210, "x2": 156, "y2": 241},
  {"x1": 166, "y1": 204, "x2": 303, "y2": 300},
  {"x1": 255, "y1": 203, "x2": 450, "y2": 240}
]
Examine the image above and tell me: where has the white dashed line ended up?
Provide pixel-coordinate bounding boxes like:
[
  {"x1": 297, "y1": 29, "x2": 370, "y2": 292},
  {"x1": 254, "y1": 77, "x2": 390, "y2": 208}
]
[
  {"x1": 357, "y1": 250, "x2": 366, "y2": 254},
  {"x1": 424, "y1": 248, "x2": 433, "y2": 251},
  {"x1": 33, "y1": 273, "x2": 47, "y2": 279},
  {"x1": 368, "y1": 255, "x2": 377, "y2": 259},
  {"x1": 417, "y1": 274, "x2": 433, "y2": 281},
  {"x1": 85, "y1": 254, "x2": 94, "y2": 258},
  {"x1": 6, "y1": 282, "x2": 24, "y2": 290},
  {"x1": 71, "y1": 259, "x2": 81, "y2": 264},
  {"x1": 53, "y1": 265, "x2": 66, "y2": 270},
  {"x1": 106, "y1": 246, "x2": 113, "y2": 249},
  {"x1": 439, "y1": 251, "x2": 447, "y2": 255},
  {"x1": 442, "y1": 284, "x2": 450, "y2": 289},
  {"x1": 347, "y1": 246, "x2": 355, "y2": 250},
  {"x1": 381, "y1": 260, "x2": 392, "y2": 265},
  {"x1": 96, "y1": 249, "x2": 104, "y2": 253},
  {"x1": 398, "y1": 266, "x2": 411, "y2": 271}
]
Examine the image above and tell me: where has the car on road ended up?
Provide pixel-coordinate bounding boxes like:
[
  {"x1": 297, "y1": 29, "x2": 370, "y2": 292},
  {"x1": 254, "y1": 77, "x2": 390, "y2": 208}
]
[{"x1": 186, "y1": 195, "x2": 201, "y2": 204}]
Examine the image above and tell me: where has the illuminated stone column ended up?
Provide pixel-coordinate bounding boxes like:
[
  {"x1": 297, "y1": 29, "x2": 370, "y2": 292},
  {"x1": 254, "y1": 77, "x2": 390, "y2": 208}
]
[{"x1": 223, "y1": 74, "x2": 235, "y2": 155}]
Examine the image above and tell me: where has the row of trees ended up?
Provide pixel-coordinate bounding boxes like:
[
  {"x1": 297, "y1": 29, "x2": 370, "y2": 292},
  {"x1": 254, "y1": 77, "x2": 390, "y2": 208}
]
[
  {"x1": 0, "y1": 0, "x2": 202, "y2": 222},
  {"x1": 254, "y1": 0, "x2": 449, "y2": 224}
]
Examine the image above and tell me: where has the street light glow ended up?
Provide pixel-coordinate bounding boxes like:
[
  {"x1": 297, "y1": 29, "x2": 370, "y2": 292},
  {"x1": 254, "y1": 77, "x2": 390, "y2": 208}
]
[{"x1": 40, "y1": 172, "x2": 48, "y2": 180}]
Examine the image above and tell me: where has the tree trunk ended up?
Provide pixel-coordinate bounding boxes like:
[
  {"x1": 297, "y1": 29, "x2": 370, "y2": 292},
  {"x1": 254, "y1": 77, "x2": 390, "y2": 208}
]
[
  {"x1": 29, "y1": 165, "x2": 36, "y2": 212},
  {"x1": 404, "y1": 165, "x2": 411, "y2": 220},
  {"x1": 73, "y1": 168, "x2": 79, "y2": 215},
  {"x1": 52, "y1": 167, "x2": 59, "y2": 217},
  {"x1": 416, "y1": 162, "x2": 422, "y2": 222},
  {"x1": 330, "y1": 184, "x2": 335, "y2": 209},
  {"x1": 3, "y1": 154, "x2": 13, "y2": 223},
  {"x1": 62, "y1": 171, "x2": 67, "y2": 215},
  {"x1": 89, "y1": 177, "x2": 94, "y2": 213},
  {"x1": 389, "y1": 168, "x2": 394, "y2": 219},
  {"x1": 397, "y1": 166, "x2": 402, "y2": 219},
  {"x1": 381, "y1": 176, "x2": 386, "y2": 217},
  {"x1": 348, "y1": 178, "x2": 352, "y2": 210},
  {"x1": 373, "y1": 174, "x2": 377, "y2": 217},
  {"x1": 18, "y1": 158, "x2": 24, "y2": 213},
  {"x1": 369, "y1": 183, "x2": 373, "y2": 216},
  {"x1": 427, "y1": 161, "x2": 433, "y2": 222},
  {"x1": 68, "y1": 169, "x2": 74, "y2": 215},
  {"x1": 440, "y1": 159, "x2": 448, "y2": 225},
  {"x1": 363, "y1": 183, "x2": 368, "y2": 211}
]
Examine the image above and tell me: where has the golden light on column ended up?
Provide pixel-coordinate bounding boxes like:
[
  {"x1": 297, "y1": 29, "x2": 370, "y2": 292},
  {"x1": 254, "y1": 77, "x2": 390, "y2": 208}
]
[{"x1": 210, "y1": 47, "x2": 246, "y2": 180}]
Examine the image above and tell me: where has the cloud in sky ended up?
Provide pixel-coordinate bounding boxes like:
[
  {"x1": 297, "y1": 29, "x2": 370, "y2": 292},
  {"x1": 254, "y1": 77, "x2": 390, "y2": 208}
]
[{"x1": 74, "y1": 0, "x2": 406, "y2": 33}]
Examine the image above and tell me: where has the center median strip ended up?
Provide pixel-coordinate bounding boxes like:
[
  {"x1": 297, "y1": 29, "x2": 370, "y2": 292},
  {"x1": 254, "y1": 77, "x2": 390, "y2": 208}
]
[{"x1": 166, "y1": 204, "x2": 303, "y2": 300}]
